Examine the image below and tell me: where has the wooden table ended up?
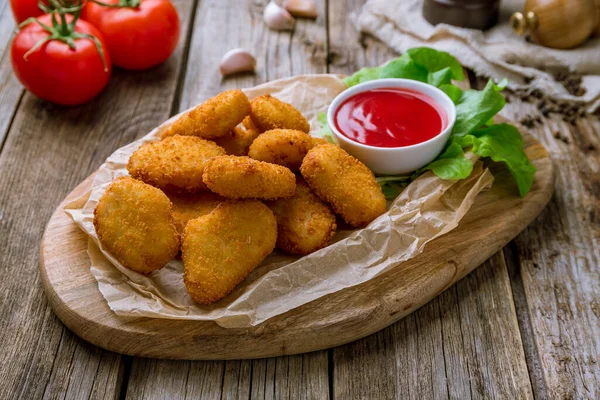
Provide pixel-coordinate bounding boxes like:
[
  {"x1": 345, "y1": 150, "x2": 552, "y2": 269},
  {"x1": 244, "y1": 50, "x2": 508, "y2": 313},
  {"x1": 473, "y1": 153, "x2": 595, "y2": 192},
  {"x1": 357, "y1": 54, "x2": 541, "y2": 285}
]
[{"x1": 0, "y1": 1, "x2": 598, "y2": 398}]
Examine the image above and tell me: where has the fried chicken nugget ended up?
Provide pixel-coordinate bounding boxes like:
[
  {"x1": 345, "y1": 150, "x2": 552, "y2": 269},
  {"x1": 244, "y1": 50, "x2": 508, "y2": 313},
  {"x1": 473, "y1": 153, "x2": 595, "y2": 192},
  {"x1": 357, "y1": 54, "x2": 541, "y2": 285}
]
[
  {"x1": 213, "y1": 116, "x2": 261, "y2": 156},
  {"x1": 167, "y1": 191, "x2": 224, "y2": 233},
  {"x1": 248, "y1": 129, "x2": 318, "y2": 170},
  {"x1": 94, "y1": 176, "x2": 180, "y2": 274},
  {"x1": 127, "y1": 135, "x2": 226, "y2": 192},
  {"x1": 203, "y1": 156, "x2": 296, "y2": 200},
  {"x1": 182, "y1": 201, "x2": 277, "y2": 304},
  {"x1": 311, "y1": 137, "x2": 330, "y2": 146},
  {"x1": 300, "y1": 144, "x2": 387, "y2": 228},
  {"x1": 250, "y1": 94, "x2": 310, "y2": 133},
  {"x1": 161, "y1": 89, "x2": 250, "y2": 139},
  {"x1": 267, "y1": 177, "x2": 337, "y2": 255}
]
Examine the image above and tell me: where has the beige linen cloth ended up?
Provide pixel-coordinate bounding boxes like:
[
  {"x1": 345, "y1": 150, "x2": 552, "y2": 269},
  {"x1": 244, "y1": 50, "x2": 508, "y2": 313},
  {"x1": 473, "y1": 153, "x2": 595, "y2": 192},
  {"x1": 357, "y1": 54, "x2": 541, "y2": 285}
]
[
  {"x1": 65, "y1": 75, "x2": 494, "y2": 328},
  {"x1": 355, "y1": 0, "x2": 600, "y2": 112}
]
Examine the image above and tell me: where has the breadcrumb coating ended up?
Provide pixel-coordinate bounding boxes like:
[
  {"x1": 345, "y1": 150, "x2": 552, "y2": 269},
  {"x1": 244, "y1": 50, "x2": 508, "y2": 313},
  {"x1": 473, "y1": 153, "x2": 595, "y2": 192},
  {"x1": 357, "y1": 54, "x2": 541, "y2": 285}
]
[
  {"x1": 213, "y1": 116, "x2": 261, "y2": 156},
  {"x1": 94, "y1": 176, "x2": 180, "y2": 274},
  {"x1": 267, "y1": 177, "x2": 337, "y2": 255},
  {"x1": 161, "y1": 89, "x2": 250, "y2": 139},
  {"x1": 249, "y1": 94, "x2": 310, "y2": 133},
  {"x1": 166, "y1": 191, "x2": 224, "y2": 234},
  {"x1": 248, "y1": 129, "x2": 317, "y2": 170},
  {"x1": 182, "y1": 201, "x2": 277, "y2": 304},
  {"x1": 300, "y1": 144, "x2": 386, "y2": 227},
  {"x1": 127, "y1": 135, "x2": 226, "y2": 192},
  {"x1": 203, "y1": 156, "x2": 296, "y2": 200}
]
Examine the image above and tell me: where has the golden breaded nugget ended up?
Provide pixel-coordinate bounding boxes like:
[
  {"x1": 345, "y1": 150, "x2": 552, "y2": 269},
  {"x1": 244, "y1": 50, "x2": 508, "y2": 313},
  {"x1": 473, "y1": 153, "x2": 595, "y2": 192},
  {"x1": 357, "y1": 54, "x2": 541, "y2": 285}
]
[
  {"x1": 248, "y1": 129, "x2": 316, "y2": 170},
  {"x1": 267, "y1": 177, "x2": 337, "y2": 255},
  {"x1": 203, "y1": 156, "x2": 296, "y2": 200},
  {"x1": 311, "y1": 137, "x2": 330, "y2": 146},
  {"x1": 182, "y1": 201, "x2": 277, "y2": 304},
  {"x1": 300, "y1": 144, "x2": 386, "y2": 228},
  {"x1": 127, "y1": 135, "x2": 226, "y2": 192},
  {"x1": 250, "y1": 94, "x2": 310, "y2": 133},
  {"x1": 94, "y1": 177, "x2": 180, "y2": 274},
  {"x1": 167, "y1": 191, "x2": 224, "y2": 233},
  {"x1": 161, "y1": 89, "x2": 250, "y2": 139},
  {"x1": 213, "y1": 116, "x2": 261, "y2": 156}
]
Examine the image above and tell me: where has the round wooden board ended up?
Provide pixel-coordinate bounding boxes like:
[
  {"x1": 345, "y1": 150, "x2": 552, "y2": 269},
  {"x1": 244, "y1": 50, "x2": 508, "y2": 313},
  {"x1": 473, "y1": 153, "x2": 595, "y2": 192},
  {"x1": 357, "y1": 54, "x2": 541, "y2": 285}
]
[{"x1": 40, "y1": 122, "x2": 555, "y2": 360}]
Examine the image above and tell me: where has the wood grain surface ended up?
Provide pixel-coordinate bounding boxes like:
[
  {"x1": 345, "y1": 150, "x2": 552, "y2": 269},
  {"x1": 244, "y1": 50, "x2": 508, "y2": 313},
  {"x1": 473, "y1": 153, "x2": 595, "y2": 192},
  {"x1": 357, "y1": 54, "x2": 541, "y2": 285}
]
[
  {"x1": 500, "y1": 96, "x2": 600, "y2": 399},
  {"x1": 0, "y1": 1, "x2": 23, "y2": 150},
  {"x1": 0, "y1": 0, "x2": 598, "y2": 398}
]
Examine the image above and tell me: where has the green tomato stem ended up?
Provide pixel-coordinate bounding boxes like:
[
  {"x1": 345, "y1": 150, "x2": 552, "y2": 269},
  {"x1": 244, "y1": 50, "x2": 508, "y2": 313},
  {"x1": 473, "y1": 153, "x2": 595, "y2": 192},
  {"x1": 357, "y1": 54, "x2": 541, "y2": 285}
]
[
  {"x1": 89, "y1": 0, "x2": 141, "y2": 8},
  {"x1": 18, "y1": 0, "x2": 109, "y2": 73}
]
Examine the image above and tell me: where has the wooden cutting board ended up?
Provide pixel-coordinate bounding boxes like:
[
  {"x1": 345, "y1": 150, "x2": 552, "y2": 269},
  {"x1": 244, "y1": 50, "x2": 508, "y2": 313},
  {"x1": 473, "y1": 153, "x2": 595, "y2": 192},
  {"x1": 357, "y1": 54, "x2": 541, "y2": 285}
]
[{"x1": 39, "y1": 120, "x2": 554, "y2": 360}]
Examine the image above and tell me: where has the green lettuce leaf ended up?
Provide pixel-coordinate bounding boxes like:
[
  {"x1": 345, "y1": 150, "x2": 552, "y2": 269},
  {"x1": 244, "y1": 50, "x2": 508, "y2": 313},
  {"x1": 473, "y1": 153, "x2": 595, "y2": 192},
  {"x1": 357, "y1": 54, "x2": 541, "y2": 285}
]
[
  {"x1": 470, "y1": 124, "x2": 536, "y2": 197},
  {"x1": 420, "y1": 139, "x2": 473, "y2": 180},
  {"x1": 344, "y1": 47, "x2": 463, "y2": 88},
  {"x1": 439, "y1": 84, "x2": 463, "y2": 104},
  {"x1": 376, "y1": 175, "x2": 411, "y2": 199},
  {"x1": 314, "y1": 112, "x2": 337, "y2": 144},
  {"x1": 343, "y1": 66, "x2": 381, "y2": 87},
  {"x1": 406, "y1": 47, "x2": 464, "y2": 81},
  {"x1": 452, "y1": 79, "x2": 506, "y2": 137},
  {"x1": 379, "y1": 55, "x2": 428, "y2": 82},
  {"x1": 428, "y1": 67, "x2": 454, "y2": 87}
]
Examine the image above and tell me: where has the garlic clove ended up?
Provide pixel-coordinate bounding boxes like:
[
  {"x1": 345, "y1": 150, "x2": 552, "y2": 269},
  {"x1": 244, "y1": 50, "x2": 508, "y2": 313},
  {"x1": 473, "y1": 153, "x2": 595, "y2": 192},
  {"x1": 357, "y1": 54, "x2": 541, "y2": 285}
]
[
  {"x1": 283, "y1": 0, "x2": 317, "y2": 19},
  {"x1": 219, "y1": 49, "x2": 256, "y2": 77},
  {"x1": 264, "y1": 1, "x2": 295, "y2": 31}
]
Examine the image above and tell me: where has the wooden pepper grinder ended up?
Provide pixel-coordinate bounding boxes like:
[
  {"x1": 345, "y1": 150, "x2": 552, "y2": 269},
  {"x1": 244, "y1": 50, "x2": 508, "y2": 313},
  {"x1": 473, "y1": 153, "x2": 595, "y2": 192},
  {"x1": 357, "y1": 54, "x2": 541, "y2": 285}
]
[{"x1": 510, "y1": 0, "x2": 599, "y2": 49}]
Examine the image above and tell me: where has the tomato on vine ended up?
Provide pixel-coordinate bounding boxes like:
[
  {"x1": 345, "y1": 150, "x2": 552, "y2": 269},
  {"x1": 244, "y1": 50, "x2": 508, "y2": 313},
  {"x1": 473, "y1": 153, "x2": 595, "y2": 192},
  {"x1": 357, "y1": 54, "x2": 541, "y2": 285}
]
[
  {"x1": 11, "y1": 0, "x2": 111, "y2": 105},
  {"x1": 83, "y1": 0, "x2": 180, "y2": 70}
]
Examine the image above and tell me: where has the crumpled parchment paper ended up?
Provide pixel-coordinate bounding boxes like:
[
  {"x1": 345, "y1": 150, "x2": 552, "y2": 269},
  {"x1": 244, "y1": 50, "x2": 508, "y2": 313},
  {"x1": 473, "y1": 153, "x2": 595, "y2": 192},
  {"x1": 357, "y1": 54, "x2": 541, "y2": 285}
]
[{"x1": 64, "y1": 74, "x2": 494, "y2": 328}]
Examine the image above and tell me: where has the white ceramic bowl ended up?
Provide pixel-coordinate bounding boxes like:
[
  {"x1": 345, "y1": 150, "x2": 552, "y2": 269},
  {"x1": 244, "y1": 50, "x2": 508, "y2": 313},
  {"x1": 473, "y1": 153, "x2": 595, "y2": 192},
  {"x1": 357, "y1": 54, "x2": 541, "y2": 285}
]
[{"x1": 327, "y1": 78, "x2": 457, "y2": 175}]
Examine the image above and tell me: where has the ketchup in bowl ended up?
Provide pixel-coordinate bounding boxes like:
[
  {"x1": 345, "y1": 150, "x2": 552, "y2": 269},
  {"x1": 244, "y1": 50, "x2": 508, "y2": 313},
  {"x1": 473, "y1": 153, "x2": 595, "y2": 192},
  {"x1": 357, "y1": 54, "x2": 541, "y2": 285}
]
[{"x1": 334, "y1": 88, "x2": 447, "y2": 148}]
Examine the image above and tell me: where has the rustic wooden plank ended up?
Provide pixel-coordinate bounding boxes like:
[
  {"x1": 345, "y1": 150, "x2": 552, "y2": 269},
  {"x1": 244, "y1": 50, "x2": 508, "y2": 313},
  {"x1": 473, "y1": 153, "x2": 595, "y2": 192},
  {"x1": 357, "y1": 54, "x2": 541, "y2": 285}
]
[
  {"x1": 125, "y1": 359, "x2": 226, "y2": 400},
  {"x1": 333, "y1": 254, "x2": 534, "y2": 399},
  {"x1": 179, "y1": 0, "x2": 328, "y2": 110},
  {"x1": 248, "y1": 353, "x2": 330, "y2": 400},
  {"x1": 0, "y1": 0, "x2": 25, "y2": 151},
  {"x1": 125, "y1": 1, "x2": 330, "y2": 398},
  {"x1": 329, "y1": 2, "x2": 535, "y2": 398},
  {"x1": 500, "y1": 93, "x2": 600, "y2": 398},
  {"x1": 0, "y1": 1, "x2": 196, "y2": 399},
  {"x1": 327, "y1": 0, "x2": 395, "y2": 76}
]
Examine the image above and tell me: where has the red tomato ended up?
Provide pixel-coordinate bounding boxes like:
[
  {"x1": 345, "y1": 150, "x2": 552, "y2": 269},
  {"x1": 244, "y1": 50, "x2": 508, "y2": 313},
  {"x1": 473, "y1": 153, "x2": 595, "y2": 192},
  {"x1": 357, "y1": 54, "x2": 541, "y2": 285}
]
[
  {"x1": 11, "y1": 14, "x2": 112, "y2": 105},
  {"x1": 10, "y1": 0, "x2": 46, "y2": 23},
  {"x1": 83, "y1": 0, "x2": 180, "y2": 70}
]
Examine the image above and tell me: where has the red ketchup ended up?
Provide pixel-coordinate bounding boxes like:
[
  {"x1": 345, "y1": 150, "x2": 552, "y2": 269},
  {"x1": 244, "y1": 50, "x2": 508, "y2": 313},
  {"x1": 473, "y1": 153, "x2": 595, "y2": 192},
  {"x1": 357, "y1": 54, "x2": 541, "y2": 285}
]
[{"x1": 334, "y1": 88, "x2": 446, "y2": 148}]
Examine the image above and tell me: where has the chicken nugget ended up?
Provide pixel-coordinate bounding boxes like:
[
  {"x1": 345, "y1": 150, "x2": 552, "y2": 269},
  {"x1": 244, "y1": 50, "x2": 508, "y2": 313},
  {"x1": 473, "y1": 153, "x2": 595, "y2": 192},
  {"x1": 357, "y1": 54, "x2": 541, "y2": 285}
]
[
  {"x1": 213, "y1": 116, "x2": 261, "y2": 156},
  {"x1": 300, "y1": 144, "x2": 386, "y2": 227},
  {"x1": 127, "y1": 135, "x2": 226, "y2": 192},
  {"x1": 94, "y1": 177, "x2": 180, "y2": 274},
  {"x1": 267, "y1": 177, "x2": 337, "y2": 255},
  {"x1": 311, "y1": 137, "x2": 330, "y2": 146},
  {"x1": 203, "y1": 156, "x2": 296, "y2": 200},
  {"x1": 248, "y1": 129, "x2": 316, "y2": 170},
  {"x1": 250, "y1": 94, "x2": 310, "y2": 133},
  {"x1": 182, "y1": 200, "x2": 277, "y2": 304},
  {"x1": 167, "y1": 191, "x2": 224, "y2": 233},
  {"x1": 161, "y1": 89, "x2": 250, "y2": 139}
]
